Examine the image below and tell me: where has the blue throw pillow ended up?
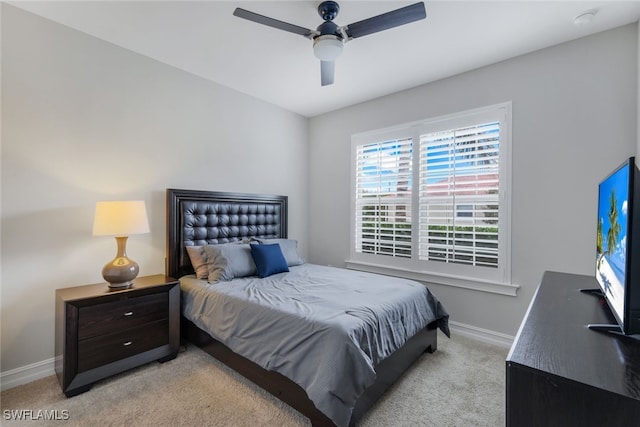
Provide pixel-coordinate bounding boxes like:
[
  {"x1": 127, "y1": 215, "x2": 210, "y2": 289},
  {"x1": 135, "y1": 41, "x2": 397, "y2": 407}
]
[{"x1": 250, "y1": 243, "x2": 289, "y2": 278}]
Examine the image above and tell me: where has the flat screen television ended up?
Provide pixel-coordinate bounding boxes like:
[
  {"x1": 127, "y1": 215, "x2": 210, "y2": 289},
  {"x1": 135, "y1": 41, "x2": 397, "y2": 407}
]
[{"x1": 589, "y1": 156, "x2": 640, "y2": 335}]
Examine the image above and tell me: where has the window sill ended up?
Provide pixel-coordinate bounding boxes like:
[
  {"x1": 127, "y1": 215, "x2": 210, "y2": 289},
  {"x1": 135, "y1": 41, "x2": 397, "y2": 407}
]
[{"x1": 344, "y1": 259, "x2": 519, "y2": 297}]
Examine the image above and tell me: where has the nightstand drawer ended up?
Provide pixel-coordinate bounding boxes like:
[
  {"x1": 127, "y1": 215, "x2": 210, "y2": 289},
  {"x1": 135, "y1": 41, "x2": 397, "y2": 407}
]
[
  {"x1": 77, "y1": 319, "x2": 169, "y2": 372},
  {"x1": 78, "y1": 293, "x2": 168, "y2": 339}
]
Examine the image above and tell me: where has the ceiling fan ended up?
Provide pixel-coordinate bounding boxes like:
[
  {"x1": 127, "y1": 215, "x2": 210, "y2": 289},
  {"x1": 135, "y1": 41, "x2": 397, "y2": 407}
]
[{"x1": 233, "y1": 1, "x2": 427, "y2": 86}]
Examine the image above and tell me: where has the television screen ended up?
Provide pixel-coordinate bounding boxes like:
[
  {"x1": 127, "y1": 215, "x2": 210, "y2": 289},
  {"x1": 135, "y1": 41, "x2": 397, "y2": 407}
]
[{"x1": 595, "y1": 159, "x2": 632, "y2": 327}]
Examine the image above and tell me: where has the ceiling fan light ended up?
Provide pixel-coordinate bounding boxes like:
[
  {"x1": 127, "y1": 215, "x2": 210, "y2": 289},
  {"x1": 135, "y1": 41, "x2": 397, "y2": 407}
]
[{"x1": 313, "y1": 35, "x2": 343, "y2": 61}]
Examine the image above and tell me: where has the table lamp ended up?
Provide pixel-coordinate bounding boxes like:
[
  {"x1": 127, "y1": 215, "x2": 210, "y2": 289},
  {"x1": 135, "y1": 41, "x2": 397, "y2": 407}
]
[{"x1": 92, "y1": 200, "x2": 150, "y2": 288}]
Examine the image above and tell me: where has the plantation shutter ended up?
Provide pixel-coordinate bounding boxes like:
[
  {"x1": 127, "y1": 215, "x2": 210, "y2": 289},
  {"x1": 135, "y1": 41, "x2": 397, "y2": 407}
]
[
  {"x1": 418, "y1": 122, "x2": 500, "y2": 267},
  {"x1": 355, "y1": 138, "x2": 413, "y2": 258}
]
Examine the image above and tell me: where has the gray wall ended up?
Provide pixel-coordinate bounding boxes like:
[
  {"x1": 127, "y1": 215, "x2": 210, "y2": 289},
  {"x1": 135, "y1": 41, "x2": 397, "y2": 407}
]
[
  {"x1": 308, "y1": 24, "x2": 638, "y2": 337},
  {"x1": 1, "y1": 4, "x2": 309, "y2": 373}
]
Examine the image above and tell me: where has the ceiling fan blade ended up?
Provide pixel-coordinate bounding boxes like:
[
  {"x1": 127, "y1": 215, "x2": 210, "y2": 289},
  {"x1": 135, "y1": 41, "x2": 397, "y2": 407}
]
[
  {"x1": 233, "y1": 8, "x2": 314, "y2": 38},
  {"x1": 320, "y1": 61, "x2": 335, "y2": 86},
  {"x1": 344, "y1": 2, "x2": 426, "y2": 39}
]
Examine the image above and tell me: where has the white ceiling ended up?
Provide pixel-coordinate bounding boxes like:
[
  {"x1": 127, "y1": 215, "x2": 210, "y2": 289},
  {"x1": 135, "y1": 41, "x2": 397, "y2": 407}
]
[{"x1": 10, "y1": 1, "x2": 640, "y2": 117}]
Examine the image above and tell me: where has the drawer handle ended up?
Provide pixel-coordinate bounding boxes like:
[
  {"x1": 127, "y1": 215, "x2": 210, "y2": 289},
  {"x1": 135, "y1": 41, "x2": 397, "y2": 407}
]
[
  {"x1": 123, "y1": 341, "x2": 133, "y2": 346},
  {"x1": 124, "y1": 311, "x2": 134, "y2": 317}
]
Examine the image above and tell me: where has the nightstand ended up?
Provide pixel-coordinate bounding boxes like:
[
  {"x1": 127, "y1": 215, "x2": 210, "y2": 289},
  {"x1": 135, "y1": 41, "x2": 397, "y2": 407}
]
[{"x1": 55, "y1": 274, "x2": 180, "y2": 397}]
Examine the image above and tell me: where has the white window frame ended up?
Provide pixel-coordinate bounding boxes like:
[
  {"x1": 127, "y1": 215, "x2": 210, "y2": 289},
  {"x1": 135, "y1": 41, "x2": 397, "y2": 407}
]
[{"x1": 347, "y1": 103, "x2": 518, "y2": 296}]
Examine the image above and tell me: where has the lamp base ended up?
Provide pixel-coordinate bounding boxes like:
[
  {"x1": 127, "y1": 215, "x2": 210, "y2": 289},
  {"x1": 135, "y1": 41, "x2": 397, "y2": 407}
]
[
  {"x1": 102, "y1": 256, "x2": 139, "y2": 289},
  {"x1": 107, "y1": 280, "x2": 134, "y2": 289}
]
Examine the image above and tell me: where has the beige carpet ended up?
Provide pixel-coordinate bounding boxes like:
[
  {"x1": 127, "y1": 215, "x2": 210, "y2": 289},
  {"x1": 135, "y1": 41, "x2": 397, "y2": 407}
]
[{"x1": 1, "y1": 332, "x2": 508, "y2": 426}]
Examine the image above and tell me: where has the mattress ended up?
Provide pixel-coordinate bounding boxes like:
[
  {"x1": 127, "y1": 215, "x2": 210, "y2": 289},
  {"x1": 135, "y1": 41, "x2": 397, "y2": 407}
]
[{"x1": 181, "y1": 263, "x2": 449, "y2": 426}]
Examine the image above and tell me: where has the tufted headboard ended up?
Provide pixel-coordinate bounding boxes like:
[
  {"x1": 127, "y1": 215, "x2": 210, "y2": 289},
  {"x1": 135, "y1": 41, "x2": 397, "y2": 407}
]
[{"x1": 166, "y1": 188, "x2": 288, "y2": 278}]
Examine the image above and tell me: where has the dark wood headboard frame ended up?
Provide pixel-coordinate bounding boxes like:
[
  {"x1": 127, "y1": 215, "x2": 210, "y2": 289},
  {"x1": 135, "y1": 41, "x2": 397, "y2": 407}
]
[{"x1": 165, "y1": 188, "x2": 288, "y2": 279}]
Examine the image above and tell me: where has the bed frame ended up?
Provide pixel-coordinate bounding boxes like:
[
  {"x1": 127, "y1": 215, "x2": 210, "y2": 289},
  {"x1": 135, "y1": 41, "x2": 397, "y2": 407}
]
[{"x1": 165, "y1": 188, "x2": 438, "y2": 426}]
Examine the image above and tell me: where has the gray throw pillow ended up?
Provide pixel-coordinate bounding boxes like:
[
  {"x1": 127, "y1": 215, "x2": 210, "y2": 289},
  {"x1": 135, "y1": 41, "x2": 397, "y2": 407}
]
[
  {"x1": 255, "y1": 238, "x2": 305, "y2": 266},
  {"x1": 185, "y1": 246, "x2": 209, "y2": 279},
  {"x1": 203, "y1": 243, "x2": 257, "y2": 282}
]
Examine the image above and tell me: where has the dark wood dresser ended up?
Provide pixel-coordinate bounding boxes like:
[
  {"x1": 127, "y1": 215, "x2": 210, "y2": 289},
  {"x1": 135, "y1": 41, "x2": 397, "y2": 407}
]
[
  {"x1": 55, "y1": 274, "x2": 180, "y2": 397},
  {"x1": 506, "y1": 271, "x2": 640, "y2": 426}
]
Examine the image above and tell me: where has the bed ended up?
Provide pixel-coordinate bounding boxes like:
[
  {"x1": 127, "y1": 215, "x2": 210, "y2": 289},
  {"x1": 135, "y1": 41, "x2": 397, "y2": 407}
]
[{"x1": 165, "y1": 188, "x2": 449, "y2": 426}]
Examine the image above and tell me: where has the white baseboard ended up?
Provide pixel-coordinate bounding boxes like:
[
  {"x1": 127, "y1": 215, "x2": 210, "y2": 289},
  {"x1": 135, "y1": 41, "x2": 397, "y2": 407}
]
[
  {"x1": 1, "y1": 358, "x2": 55, "y2": 392},
  {"x1": 449, "y1": 320, "x2": 514, "y2": 348},
  {"x1": 0, "y1": 321, "x2": 513, "y2": 392}
]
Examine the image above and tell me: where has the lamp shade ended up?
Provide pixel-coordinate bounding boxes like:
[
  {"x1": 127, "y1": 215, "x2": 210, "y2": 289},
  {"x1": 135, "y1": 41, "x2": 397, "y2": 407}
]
[{"x1": 93, "y1": 201, "x2": 150, "y2": 237}]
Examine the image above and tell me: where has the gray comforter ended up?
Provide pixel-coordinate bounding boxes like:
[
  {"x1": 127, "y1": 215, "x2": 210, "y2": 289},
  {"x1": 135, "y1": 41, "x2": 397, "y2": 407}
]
[{"x1": 181, "y1": 264, "x2": 449, "y2": 426}]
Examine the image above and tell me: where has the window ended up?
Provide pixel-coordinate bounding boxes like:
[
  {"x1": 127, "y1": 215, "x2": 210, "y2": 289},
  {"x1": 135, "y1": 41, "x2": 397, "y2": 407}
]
[
  {"x1": 419, "y1": 121, "x2": 500, "y2": 268},
  {"x1": 349, "y1": 103, "x2": 515, "y2": 295},
  {"x1": 355, "y1": 137, "x2": 413, "y2": 258}
]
